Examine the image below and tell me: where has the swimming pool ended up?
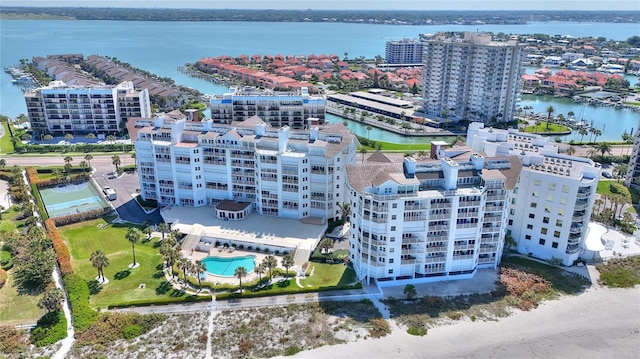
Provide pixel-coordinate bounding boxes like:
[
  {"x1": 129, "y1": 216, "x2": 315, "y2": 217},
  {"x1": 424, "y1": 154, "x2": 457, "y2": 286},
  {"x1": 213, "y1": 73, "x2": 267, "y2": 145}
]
[{"x1": 201, "y1": 255, "x2": 256, "y2": 277}]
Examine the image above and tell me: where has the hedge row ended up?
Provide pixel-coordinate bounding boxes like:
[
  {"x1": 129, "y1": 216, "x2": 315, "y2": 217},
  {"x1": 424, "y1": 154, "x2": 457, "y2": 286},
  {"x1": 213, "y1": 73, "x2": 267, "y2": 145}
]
[
  {"x1": 16, "y1": 143, "x2": 134, "y2": 154},
  {"x1": 35, "y1": 174, "x2": 91, "y2": 190},
  {"x1": 0, "y1": 268, "x2": 7, "y2": 289},
  {"x1": 52, "y1": 208, "x2": 111, "y2": 227},
  {"x1": 107, "y1": 294, "x2": 212, "y2": 309},
  {"x1": 30, "y1": 310, "x2": 67, "y2": 347},
  {"x1": 63, "y1": 274, "x2": 99, "y2": 331},
  {"x1": 44, "y1": 219, "x2": 74, "y2": 275},
  {"x1": 29, "y1": 182, "x2": 49, "y2": 221},
  {"x1": 215, "y1": 282, "x2": 362, "y2": 301}
]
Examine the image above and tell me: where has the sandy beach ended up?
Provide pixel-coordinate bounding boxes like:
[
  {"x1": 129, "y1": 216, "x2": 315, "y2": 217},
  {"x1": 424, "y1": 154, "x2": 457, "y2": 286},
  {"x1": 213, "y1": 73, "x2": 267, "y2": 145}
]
[{"x1": 288, "y1": 285, "x2": 640, "y2": 359}]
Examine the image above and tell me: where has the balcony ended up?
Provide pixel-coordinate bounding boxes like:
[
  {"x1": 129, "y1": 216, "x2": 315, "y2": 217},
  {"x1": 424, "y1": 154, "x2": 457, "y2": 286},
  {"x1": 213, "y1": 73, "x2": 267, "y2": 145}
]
[
  {"x1": 452, "y1": 254, "x2": 474, "y2": 261},
  {"x1": 425, "y1": 246, "x2": 447, "y2": 253},
  {"x1": 423, "y1": 256, "x2": 446, "y2": 264}
]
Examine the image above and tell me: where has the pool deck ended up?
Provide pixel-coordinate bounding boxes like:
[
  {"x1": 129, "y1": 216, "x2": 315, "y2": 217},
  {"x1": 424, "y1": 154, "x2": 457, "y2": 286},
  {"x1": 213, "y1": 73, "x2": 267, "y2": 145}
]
[{"x1": 163, "y1": 206, "x2": 326, "y2": 252}]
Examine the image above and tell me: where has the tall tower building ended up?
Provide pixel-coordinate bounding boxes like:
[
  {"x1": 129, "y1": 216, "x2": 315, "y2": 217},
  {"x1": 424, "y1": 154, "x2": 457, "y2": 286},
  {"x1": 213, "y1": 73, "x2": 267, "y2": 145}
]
[
  {"x1": 24, "y1": 81, "x2": 150, "y2": 135},
  {"x1": 625, "y1": 119, "x2": 640, "y2": 189},
  {"x1": 385, "y1": 39, "x2": 424, "y2": 65},
  {"x1": 421, "y1": 32, "x2": 524, "y2": 124}
]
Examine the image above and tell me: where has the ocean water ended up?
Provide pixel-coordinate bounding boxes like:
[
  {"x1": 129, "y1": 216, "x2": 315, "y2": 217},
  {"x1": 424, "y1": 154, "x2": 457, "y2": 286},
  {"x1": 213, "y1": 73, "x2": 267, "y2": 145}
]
[{"x1": 1, "y1": 20, "x2": 638, "y2": 141}]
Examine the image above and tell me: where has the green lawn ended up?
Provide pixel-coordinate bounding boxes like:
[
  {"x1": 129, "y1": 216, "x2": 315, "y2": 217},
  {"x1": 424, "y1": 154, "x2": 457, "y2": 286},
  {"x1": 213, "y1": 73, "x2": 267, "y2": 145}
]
[
  {"x1": 0, "y1": 272, "x2": 45, "y2": 326},
  {"x1": 0, "y1": 121, "x2": 15, "y2": 154},
  {"x1": 59, "y1": 218, "x2": 181, "y2": 309},
  {"x1": 300, "y1": 262, "x2": 356, "y2": 288},
  {"x1": 597, "y1": 180, "x2": 632, "y2": 200},
  {"x1": 522, "y1": 122, "x2": 571, "y2": 134},
  {"x1": 0, "y1": 205, "x2": 24, "y2": 233}
]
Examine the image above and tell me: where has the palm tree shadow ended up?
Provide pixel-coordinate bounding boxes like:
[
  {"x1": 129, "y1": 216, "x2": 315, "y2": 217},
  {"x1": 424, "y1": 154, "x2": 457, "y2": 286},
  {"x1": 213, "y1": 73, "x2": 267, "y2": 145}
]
[
  {"x1": 87, "y1": 280, "x2": 103, "y2": 295},
  {"x1": 114, "y1": 270, "x2": 131, "y2": 280}
]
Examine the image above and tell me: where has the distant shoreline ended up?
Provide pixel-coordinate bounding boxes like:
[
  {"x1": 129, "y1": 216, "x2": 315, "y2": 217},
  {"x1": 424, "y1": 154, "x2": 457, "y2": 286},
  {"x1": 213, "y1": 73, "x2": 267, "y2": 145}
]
[{"x1": 1, "y1": 8, "x2": 638, "y2": 24}]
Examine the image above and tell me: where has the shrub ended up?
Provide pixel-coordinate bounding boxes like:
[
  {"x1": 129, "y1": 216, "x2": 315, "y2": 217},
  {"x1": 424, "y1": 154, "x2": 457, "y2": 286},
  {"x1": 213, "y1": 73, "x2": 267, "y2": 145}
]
[
  {"x1": 52, "y1": 208, "x2": 110, "y2": 227},
  {"x1": 44, "y1": 219, "x2": 74, "y2": 275},
  {"x1": 368, "y1": 318, "x2": 391, "y2": 338},
  {"x1": 0, "y1": 326, "x2": 28, "y2": 353},
  {"x1": 596, "y1": 257, "x2": 640, "y2": 288},
  {"x1": 284, "y1": 345, "x2": 303, "y2": 356},
  {"x1": 63, "y1": 273, "x2": 99, "y2": 331},
  {"x1": 30, "y1": 310, "x2": 67, "y2": 347},
  {"x1": 122, "y1": 324, "x2": 144, "y2": 339},
  {"x1": 447, "y1": 311, "x2": 463, "y2": 321},
  {"x1": 407, "y1": 327, "x2": 427, "y2": 336},
  {"x1": 0, "y1": 268, "x2": 7, "y2": 289}
]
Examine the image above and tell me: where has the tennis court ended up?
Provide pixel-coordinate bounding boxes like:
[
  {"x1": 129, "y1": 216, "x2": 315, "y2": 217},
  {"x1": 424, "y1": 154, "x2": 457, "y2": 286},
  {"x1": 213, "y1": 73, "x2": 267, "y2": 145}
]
[{"x1": 40, "y1": 182, "x2": 109, "y2": 218}]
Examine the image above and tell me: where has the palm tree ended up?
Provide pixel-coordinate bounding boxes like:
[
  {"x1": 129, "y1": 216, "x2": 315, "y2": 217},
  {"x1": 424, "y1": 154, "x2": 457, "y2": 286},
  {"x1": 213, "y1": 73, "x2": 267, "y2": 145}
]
[
  {"x1": 255, "y1": 262, "x2": 266, "y2": 284},
  {"x1": 38, "y1": 288, "x2": 64, "y2": 313},
  {"x1": 262, "y1": 255, "x2": 278, "y2": 281},
  {"x1": 281, "y1": 254, "x2": 294, "y2": 276},
  {"x1": 79, "y1": 160, "x2": 89, "y2": 173},
  {"x1": 578, "y1": 127, "x2": 588, "y2": 144},
  {"x1": 621, "y1": 131, "x2": 634, "y2": 156},
  {"x1": 366, "y1": 125, "x2": 372, "y2": 140},
  {"x1": 84, "y1": 154, "x2": 93, "y2": 169},
  {"x1": 157, "y1": 222, "x2": 169, "y2": 241},
  {"x1": 90, "y1": 250, "x2": 110, "y2": 281},
  {"x1": 567, "y1": 111, "x2": 575, "y2": 119},
  {"x1": 161, "y1": 245, "x2": 180, "y2": 278},
  {"x1": 234, "y1": 266, "x2": 248, "y2": 291},
  {"x1": 64, "y1": 155, "x2": 73, "y2": 165},
  {"x1": 596, "y1": 142, "x2": 612, "y2": 157},
  {"x1": 545, "y1": 105, "x2": 555, "y2": 130},
  {"x1": 318, "y1": 238, "x2": 334, "y2": 255},
  {"x1": 359, "y1": 147, "x2": 368, "y2": 164},
  {"x1": 125, "y1": 227, "x2": 141, "y2": 267},
  {"x1": 177, "y1": 257, "x2": 191, "y2": 283},
  {"x1": 592, "y1": 128, "x2": 602, "y2": 143},
  {"x1": 0, "y1": 159, "x2": 5, "y2": 170},
  {"x1": 194, "y1": 260, "x2": 207, "y2": 289},
  {"x1": 143, "y1": 225, "x2": 154, "y2": 240},
  {"x1": 87, "y1": 133, "x2": 96, "y2": 140},
  {"x1": 613, "y1": 164, "x2": 628, "y2": 182},
  {"x1": 338, "y1": 202, "x2": 351, "y2": 222},
  {"x1": 566, "y1": 146, "x2": 576, "y2": 156},
  {"x1": 112, "y1": 154, "x2": 121, "y2": 173}
]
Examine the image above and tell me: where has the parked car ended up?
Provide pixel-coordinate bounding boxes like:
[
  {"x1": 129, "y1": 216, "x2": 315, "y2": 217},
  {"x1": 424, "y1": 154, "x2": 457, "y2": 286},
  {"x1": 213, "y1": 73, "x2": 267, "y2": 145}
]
[{"x1": 602, "y1": 172, "x2": 612, "y2": 178}]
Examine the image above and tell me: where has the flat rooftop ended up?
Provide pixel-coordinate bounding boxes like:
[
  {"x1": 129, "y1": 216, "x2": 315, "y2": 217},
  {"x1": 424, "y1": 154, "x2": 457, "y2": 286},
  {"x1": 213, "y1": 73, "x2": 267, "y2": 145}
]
[{"x1": 161, "y1": 206, "x2": 326, "y2": 251}]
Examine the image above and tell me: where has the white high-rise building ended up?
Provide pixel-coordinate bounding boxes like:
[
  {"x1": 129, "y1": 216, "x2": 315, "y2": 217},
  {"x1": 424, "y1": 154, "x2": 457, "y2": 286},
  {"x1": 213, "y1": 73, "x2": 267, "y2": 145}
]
[
  {"x1": 385, "y1": 39, "x2": 424, "y2": 65},
  {"x1": 132, "y1": 111, "x2": 356, "y2": 222},
  {"x1": 421, "y1": 32, "x2": 524, "y2": 124},
  {"x1": 625, "y1": 119, "x2": 640, "y2": 189},
  {"x1": 209, "y1": 87, "x2": 325, "y2": 129},
  {"x1": 25, "y1": 81, "x2": 150, "y2": 135},
  {"x1": 346, "y1": 144, "x2": 522, "y2": 285},
  {"x1": 467, "y1": 122, "x2": 601, "y2": 266}
]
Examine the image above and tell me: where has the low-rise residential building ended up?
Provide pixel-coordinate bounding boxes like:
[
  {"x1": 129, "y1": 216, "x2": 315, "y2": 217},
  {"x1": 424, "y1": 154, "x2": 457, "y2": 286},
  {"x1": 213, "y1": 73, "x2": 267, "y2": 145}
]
[
  {"x1": 346, "y1": 143, "x2": 522, "y2": 285},
  {"x1": 467, "y1": 122, "x2": 601, "y2": 266},
  {"x1": 25, "y1": 80, "x2": 151, "y2": 135},
  {"x1": 132, "y1": 111, "x2": 357, "y2": 223},
  {"x1": 209, "y1": 86, "x2": 325, "y2": 129}
]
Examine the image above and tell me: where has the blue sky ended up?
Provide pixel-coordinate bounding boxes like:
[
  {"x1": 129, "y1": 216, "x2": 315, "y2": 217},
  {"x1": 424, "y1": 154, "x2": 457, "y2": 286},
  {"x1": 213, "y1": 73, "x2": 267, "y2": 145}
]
[{"x1": 2, "y1": 0, "x2": 639, "y2": 11}]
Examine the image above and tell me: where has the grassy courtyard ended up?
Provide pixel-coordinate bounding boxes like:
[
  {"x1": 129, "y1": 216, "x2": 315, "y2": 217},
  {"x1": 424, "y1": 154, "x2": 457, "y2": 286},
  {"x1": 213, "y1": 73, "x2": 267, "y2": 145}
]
[
  {"x1": 0, "y1": 273, "x2": 45, "y2": 326},
  {"x1": 522, "y1": 121, "x2": 571, "y2": 134},
  {"x1": 59, "y1": 218, "x2": 187, "y2": 309}
]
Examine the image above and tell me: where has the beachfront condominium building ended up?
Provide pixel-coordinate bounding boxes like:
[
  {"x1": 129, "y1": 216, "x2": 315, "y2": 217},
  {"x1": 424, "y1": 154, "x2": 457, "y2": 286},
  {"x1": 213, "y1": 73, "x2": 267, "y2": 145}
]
[
  {"x1": 385, "y1": 39, "x2": 424, "y2": 65},
  {"x1": 132, "y1": 111, "x2": 357, "y2": 222},
  {"x1": 346, "y1": 143, "x2": 522, "y2": 285},
  {"x1": 625, "y1": 119, "x2": 640, "y2": 189},
  {"x1": 421, "y1": 32, "x2": 524, "y2": 124},
  {"x1": 24, "y1": 81, "x2": 151, "y2": 135},
  {"x1": 209, "y1": 86, "x2": 325, "y2": 129},
  {"x1": 467, "y1": 122, "x2": 601, "y2": 266}
]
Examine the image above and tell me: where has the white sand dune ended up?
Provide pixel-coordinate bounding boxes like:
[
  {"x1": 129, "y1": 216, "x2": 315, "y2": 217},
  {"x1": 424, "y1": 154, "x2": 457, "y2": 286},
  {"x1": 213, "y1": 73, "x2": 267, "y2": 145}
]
[{"x1": 288, "y1": 286, "x2": 640, "y2": 359}]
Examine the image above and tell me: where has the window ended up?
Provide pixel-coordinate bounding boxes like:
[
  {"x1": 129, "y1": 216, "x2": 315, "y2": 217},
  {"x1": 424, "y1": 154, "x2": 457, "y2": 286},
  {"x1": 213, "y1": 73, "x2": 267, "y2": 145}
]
[
  {"x1": 527, "y1": 224, "x2": 533, "y2": 229},
  {"x1": 530, "y1": 202, "x2": 537, "y2": 208},
  {"x1": 562, "y1": 185, "x2": 570, "y2": 193},
  {"x1": 541, "y1": 228, "x2": 548, "y2": 235},
  {"x1": 560, "y1": 197, "x2": 567, "y2": 205},
  {"x1": 391, "y1": 215, "x2": 397, "y2": 220},
  {"x1": 558, "y1": 209, "x2": 565, "y2": 216},
  {"x1": 511, "y1": 198, "x2": 517, "y2": 205},
  {"x1": 548, "y1": 183, "x2": 556, "y2": 190},
  {"x1": 388, "y1": 269, "x2": 394, "y2": 274},
  {"x1": 532, "y1": 191, "x2": 539, "y2": 197},
  {"x1": 509, "y1": 209, "x2": 515, "y2": 215},
  {"x1": 545, "y1": 206, "x2": 551, "y2": 213},
  {"x1": 390, "y1": 237, "x2": 396, "y2": 242},
  {"x1": 528, "y1": 213, "x2": 535, "y2": 219},
  {"x1": 543, "y1": 217, "x2": 549, "y2": 224},
  {"x1": 539, "y1": 238, "x2": 546, "y2": 245},
  {"x1": 556, "y1": 220, "x2": 563, "y2": 227},
  {"x1": 525, "y1": 235, "x2": 531, "y2": 240},
  {"x1": 552, "y1": 242, "x2": 558, "y2": 249},
  {"x1": 392, "y1": 203, "x2": 397, "y2": 208},
  {"x1": 547, "y1": 194, "x2": 553, "y2": 202},
  {"x1": 389, "y1": 248, "x2": 394, "y2": 253},
  {"x1": 554, "y1": 231, "x2": 561, "y2": 238},
  {"x1": 508, "y1": 219, "x2": 513, "y2": 225},
  {"x1": 390, "y1": 226, "x2": 396, "y2": 231},
  {"x1": 389, "y1": 259, "x2": 394, "y2": 263},
  {"x1": 513, "y1": 187, "x2": 519, "y2": 194},
  {"x1": 534, "y1": 179, "x2": 541, "y2": 186}
]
